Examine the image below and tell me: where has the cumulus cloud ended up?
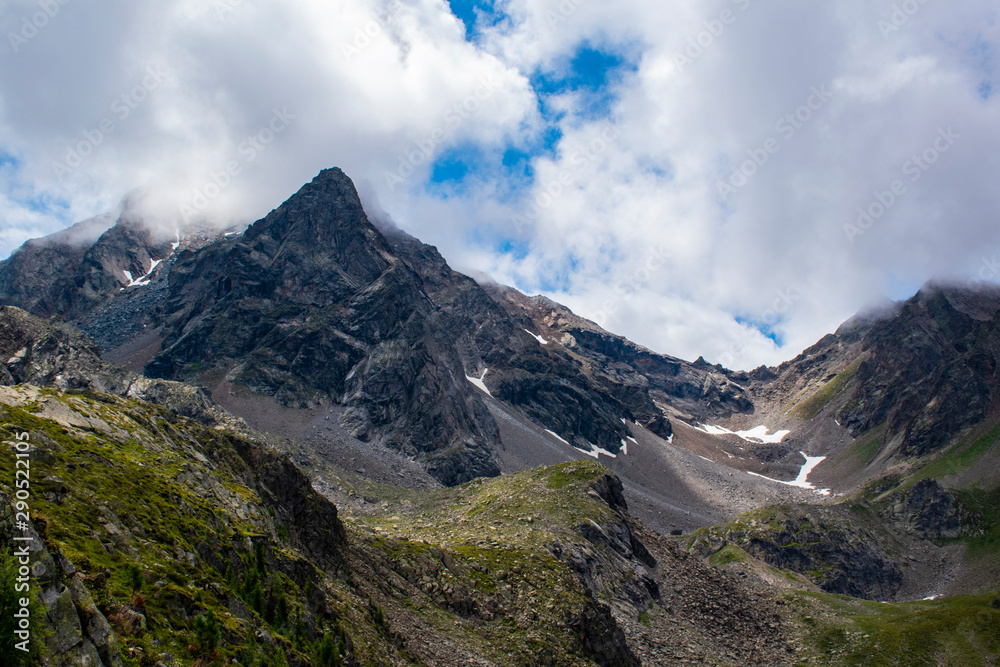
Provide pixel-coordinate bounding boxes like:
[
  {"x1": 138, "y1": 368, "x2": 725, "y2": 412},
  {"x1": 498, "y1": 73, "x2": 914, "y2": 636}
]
[
  {"x1": 0, "y1": 0, "x2": 535, "y2": 232},
  {"x1": 1, "y1": 0, "x2": 998, "y2": 369}
]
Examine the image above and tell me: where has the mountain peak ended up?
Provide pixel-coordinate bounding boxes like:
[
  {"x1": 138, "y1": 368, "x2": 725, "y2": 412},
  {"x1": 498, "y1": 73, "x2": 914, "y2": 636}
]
[{"x1": 243, "y1": 167, "x2": 368, "y2": 243}]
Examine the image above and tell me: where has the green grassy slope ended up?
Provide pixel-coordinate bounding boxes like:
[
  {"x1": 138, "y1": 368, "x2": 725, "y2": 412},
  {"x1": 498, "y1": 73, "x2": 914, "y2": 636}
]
[{"x1": 0, "y1": 385, "x2": 651, "y2": 666}]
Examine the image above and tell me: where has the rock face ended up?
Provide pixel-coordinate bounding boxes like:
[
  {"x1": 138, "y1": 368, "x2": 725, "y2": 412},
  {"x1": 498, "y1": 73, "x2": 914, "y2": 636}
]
[
  {"x1": 0, "y1": 208, "x2": 172, "y2": 322},
  {"x1": 378, "y1": 226, "x2": 642, "y2": 455},
  {"x1": 143, "y1": 169, "x2": 504, "y2": 484},
  {"x1": 483, "y1": 283, "x2": 754, "y2": 424},
  {"x1": 0, "y1": 306, "x2": 130, "y2": 394},
  {"x1": 0, "y1": 214, "x2": 114, "y2": 318},
  {"x1": 0, "y1": 509, "x2": 125, "y2": 667},
  {"x1": 891, "y1": 479, "x2": 966, "y2": 541},
  {"x1": 838, "y1": 283, "x2": 1000, "y2": 457}
]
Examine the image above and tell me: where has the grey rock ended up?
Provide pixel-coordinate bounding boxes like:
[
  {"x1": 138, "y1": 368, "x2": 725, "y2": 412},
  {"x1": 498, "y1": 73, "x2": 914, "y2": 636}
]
[
  {"x1": 67, "y1": 574, "x2": 124, "y2": 667},
  {"x1": 43, "y1": 583, "x2": 83, "y2": 655}
]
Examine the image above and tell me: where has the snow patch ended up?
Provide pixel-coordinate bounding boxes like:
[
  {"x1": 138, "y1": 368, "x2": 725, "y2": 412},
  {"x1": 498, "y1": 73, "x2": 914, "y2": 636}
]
[
  {"x1": 698, "y1": 424, "x2": 791, "y2": 444},
  {"x1": 524, "y1": 329, "x2": 549, "y2": 345},
  {"x1": 747, "y1": 452, "x2": 830, "y2": 495},
  {"x1": 575, "y1": 443, "x2": 617, "y2": 459},
  {"x1": 544, "y1": 429, "x2": 570, "y2": 445},
  {"x1": 121, "y1": 258, "x2": 163, "y2": 290},
  {"x1": 465, "y1": 369, "x2": 492, "y2": 397},
  {"x1": 620, "y1": 439, "x2": 628, "y2": 455}
]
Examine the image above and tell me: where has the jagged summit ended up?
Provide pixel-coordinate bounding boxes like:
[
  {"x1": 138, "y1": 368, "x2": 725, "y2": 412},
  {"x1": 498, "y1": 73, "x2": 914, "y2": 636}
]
[
  {"x1": 243, "y1": 167, "x2": 379, "y2": 247},
  {"x1": 0, "y1": 167, "x2": 757, "y2": 492},
  {"x1": 2, "y1": 167, "x2": 1000, "y2": 665},
  {"x1": 4, "y1": 167, "x2": 1000, "y2": 516}
]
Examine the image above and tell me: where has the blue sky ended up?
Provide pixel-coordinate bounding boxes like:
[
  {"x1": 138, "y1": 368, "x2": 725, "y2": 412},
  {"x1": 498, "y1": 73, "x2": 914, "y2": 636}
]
[
  {"x1": 446, "y1": 0, "x2": 503, "y2": 41},
  {"x1": 1, "y1": 0, "x2": 998, "y2": 369},
  {"x1": 426, "y1": 37, "x2": 638, "y2": 270}
]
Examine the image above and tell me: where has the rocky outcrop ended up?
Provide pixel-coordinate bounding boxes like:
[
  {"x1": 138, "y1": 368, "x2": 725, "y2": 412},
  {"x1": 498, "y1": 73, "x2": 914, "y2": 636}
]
[
  {"x1": 0, "y1": 306, "x2": 131, "y2": 394},
  {"x1": 889, "y1": 479, "x2": 966, "y2": 540},
  {"x1": 0, "y1": 510, "x2": 125, "y2": 667},
  {"x1": 226, "y1": 434, "x2": 346, "y2": 569},
  {"x1": 690, "y1": 505, "x2": 903, "y2": 601},
  {"x1": 0, "y1": 306, "x2": 241, "y2": 431},
  {"x1": 741, "y1": 524, "x2": 902, "y2": 600}
]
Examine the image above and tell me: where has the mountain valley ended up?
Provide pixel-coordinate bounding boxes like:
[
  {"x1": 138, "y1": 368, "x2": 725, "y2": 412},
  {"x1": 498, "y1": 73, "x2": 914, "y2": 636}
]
[{"x1": 1, "y1": 168, "x2": 999, "y2": 666}]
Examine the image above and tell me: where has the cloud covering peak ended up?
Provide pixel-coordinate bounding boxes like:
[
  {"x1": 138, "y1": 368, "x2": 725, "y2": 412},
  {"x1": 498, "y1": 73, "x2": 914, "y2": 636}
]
[{"x1": 1, "y1": 0, "x2": 998, "y2": 368}]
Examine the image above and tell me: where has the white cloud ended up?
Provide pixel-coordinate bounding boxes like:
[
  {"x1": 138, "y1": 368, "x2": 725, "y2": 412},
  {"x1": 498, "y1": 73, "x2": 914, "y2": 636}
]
[{"x1": 1, "y1": 0, "x2": 998, "y2": 369}]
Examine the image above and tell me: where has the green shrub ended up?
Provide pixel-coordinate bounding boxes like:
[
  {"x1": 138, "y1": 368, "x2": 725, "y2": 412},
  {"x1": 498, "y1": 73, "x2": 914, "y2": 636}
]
[
  {"x1": 314, "y1": 632, "x2": 343, "y2": 667},
  {"x1": 124, "y1": 563, "x2": 144, "y2": 595},
  {"x1": 193, "y1": 608, "x2": 221, "y2": 656}
]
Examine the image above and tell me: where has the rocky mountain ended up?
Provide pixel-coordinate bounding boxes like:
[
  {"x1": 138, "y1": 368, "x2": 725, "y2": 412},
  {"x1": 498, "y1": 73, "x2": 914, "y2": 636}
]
[
  {"x1": 3, "y1": 167, "x2": 1000, "y2": 521},
  {"x1": 0, "y1": 308, "x2": 804, "y2": 666},
  {"x1": 713, "y1": 282, "x2": 1000, "y2": 490},
  {"x1": 0, "y1": 213, "x2": 114, "y2": 319},
  {"x1": 0, "y1": 206, "x2": 175, "y2": 322},
  {"x1": 0, "y1": 168, "x2": 759, "y2": 490},
  {"x1": 482, "y1": 281, "x2": 753, "y2": 426},
  {"x1": 1, "y1": 294, "x2": 998, "y2": 666},
  {"x1": 2, "y1": 165, "x2": 1000, "y2": 664}
]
